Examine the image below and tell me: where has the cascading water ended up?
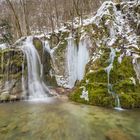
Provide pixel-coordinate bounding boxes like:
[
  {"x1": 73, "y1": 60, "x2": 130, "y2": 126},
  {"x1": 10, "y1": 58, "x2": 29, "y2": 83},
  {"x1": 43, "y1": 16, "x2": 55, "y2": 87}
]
[
  {"x1": 21, "y1": 53, "x2": 26, "y2": 96},
  {"x1": 114, "y1": 95, "x2": 123, "y2": 110},
  {"x1": 66, "y1": 34, "x2": 90, "y2": 88},
  {"x1": 21, "y1": 36, "x2": 51, "y2": 99},
  {"x1": 105, "y1": 47, "x2": 123, "y2": 110},
  {"x1": 77, "y1": 35, "x2": 90, "y2": 80},
  {"x1": 105, "y1": 47, "x2": 116, "y2": 94},
  {"x1": 134, "y1": 58, "x2": 140, "y2": 83},
  {"x1": 66, "y1": 36, "x2": 78, "y2": 88}
]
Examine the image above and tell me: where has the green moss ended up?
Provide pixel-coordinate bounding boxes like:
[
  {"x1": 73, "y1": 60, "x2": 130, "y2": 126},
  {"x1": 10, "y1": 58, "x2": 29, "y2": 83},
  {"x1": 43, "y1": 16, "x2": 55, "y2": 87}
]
[
  {"x1": 110, "y1": 56, "x2": 139, "y2": 95},
  {"x1": 86, "y1": 47, "x2": 110, "y2": 72},
  {"x1": 70, "y1": 53, "x2": 140, "y2": 109},
  {"x1": 110, "y1": 56, "x2": 136, "y2": 83},
  {"x1": 49, "y1": 31, "x2": 69, "y2": 49},
  {"x1": 131, "y1": 93, "x2": 140, "y2": 108},
  {"x1": 120, "y1": 94, "x2": 135, "y2": 109},
  {"x1": 86, "y1": 69, "x2": 108, "y2": 83},
  {"x1": 66, "y1": 2, "x2": 140, "y2": 109},
  {"x1": 69, "y1": 87, "x2": 88, "y2": 104},
  {"x1": 33, "y1": 37, "x2": 43, "y2": 50},
  {"x1": 60, "y1": 31, "x2": 69, "y2": 40},
  {"x1": 84, "y1": 24, "x2": 93, "y2": 33},
  {"x1": 70, "y1": 83, "x2": 114, "y2": 107},
  {"x1": 113, "y1": 79, "x2": 135, "y2": 94}
]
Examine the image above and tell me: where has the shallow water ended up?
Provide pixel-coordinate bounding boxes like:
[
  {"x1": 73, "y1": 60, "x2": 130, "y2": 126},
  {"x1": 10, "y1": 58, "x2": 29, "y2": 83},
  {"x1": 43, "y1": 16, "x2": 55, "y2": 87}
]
[{"x1": 0, "y1": 98, "x2": 140, "y2": 140}]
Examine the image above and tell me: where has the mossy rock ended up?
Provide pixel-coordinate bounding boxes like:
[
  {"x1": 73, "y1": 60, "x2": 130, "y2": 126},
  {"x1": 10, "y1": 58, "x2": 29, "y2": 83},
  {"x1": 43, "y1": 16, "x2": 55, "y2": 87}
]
[
  {"x1": 70, "y1": 53, "x2": 140, "y2": 109},
  {"x1": 88, "y1": 89, "x2": 112, "y2": 106},
  {"x1": 110, "y1": 56, "x2": 136, "y2": 83},
  {"x1": 0, "y1": 92, "x2": 10, "y2": 102},
  {"x1": 33, "y1": 37, "x2": 43, "y2": 51},
  {"x1": 49, "y1": 31, "x2": 69, "y2": 49},
  {"x1": 131, "y1": 93, "x2": 140, "y2": 108},
  {"x1": 120, "y1": 94, "x2": 135, "y2": 109},
  {"x1": 86, "y1": 68, "x2": 108, "y2": 83},
  {"x1": 0, "y1": 49, "x2": 25, "y2": 79},
  {"x1": 52, "y1": 40, "x2": 68, "y2": 75},
  {"x1": 69, "y1": 87, "x2": 88, "y2": 104},
  {"x1": 117, "y1": 92, "x2": 140, "y2": 109},
  {"x1": 70, "y1": 82, "x2": 114, "y2": 107},
  {"x1": 49, "y1": 33, "x2": 60, "y2": 49},
  {"x1": 60, "y1": 31, "x2": 69, "y2": 40},
  {"x1": 113, "y1": 79, "x2": 135, "y2": 94}
]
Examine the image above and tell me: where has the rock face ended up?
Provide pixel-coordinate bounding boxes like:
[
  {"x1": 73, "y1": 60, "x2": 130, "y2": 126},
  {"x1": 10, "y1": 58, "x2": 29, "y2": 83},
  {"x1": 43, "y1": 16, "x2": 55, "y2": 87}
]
[
  {"x1": 68, "y1": 1, "x2": 140, "y2": 108},
  {"x1": 0, "y1": 44, "x2": 27, "y2": 102},
  {"x1": 33, "y1": 37, "x2": 57, "y2": 86},
  {"x1": 0, "y1": 1, "x2": 140, "y2": 108}
]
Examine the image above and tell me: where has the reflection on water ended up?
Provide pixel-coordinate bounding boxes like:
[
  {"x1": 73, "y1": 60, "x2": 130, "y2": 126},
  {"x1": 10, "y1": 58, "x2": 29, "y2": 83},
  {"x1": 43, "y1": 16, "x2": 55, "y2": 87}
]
[{"x1": 0, "y1": 98, "x2": 140, "y2": 140}]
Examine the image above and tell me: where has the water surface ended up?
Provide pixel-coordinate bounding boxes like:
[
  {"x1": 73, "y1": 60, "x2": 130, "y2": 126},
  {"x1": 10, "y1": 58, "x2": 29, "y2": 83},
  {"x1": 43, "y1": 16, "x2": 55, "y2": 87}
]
[{"x1": 0, "y1": 98, "x2": 140, "y2": 140}]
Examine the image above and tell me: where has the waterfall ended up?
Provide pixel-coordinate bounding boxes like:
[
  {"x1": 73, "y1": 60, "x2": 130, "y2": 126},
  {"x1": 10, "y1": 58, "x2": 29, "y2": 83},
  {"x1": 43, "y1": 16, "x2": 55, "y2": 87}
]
[
  {"x1": 134, "y1": 58, "x2": 140, "y2": 83},
  {"x1": 105, "y1": 47, "x2": 123, "y2": 110},
  {"x1": 66, "y1": 36, "x2": 78, "y2": 88},
  {"x1": 66, "y1": 34, "x2": 90, "y2": 88},
  {"x1": 114, "y1": 95, "x2": 123, "y2": 111},
  {"x1": 21, "y1": 36, "x2": 51, "y2": 99},
  {"x1": 77, "y1": 36, "x2": 90, "y2": 80},
  {"x1": 21, "y1": 53, "x2": 26, "y2": 96},
  {"x1": 105, "y1": 47, "x2": 116, "y2": 94}
]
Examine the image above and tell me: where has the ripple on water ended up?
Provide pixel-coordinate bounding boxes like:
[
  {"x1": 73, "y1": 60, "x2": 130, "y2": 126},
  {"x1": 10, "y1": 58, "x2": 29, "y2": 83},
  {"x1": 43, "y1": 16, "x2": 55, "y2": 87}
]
[{"x1": 0, "y1": 100, "x2": 139, "y2": 140}]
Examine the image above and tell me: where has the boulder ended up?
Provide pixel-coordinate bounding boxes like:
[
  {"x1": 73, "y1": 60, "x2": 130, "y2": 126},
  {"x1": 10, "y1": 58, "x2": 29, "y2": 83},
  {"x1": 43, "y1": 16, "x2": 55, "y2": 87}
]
[
  {"x1": 10, "y1": 95, "x2": 17, "y2": 101},
  {"x1": 0, "y1": 91, "x2": 10, "y2": 102}
]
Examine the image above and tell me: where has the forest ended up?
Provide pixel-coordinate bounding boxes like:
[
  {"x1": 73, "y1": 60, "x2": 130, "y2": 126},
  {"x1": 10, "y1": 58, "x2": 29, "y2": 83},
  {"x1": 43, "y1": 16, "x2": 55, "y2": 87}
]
[{"x1": 0, "y1": 0, "x2": 140, "y2": 140}]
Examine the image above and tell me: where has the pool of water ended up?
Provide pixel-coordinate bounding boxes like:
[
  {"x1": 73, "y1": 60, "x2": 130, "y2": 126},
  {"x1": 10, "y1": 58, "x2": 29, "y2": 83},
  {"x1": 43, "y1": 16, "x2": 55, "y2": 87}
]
[{"x1": 0, "y1": 97, "x2": 140, "y2": 140}]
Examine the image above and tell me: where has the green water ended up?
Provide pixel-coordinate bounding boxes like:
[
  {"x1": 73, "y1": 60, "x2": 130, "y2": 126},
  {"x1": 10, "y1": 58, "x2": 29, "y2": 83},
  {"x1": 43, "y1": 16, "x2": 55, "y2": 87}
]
[{"x1": 0, "y1": 98, "x2": 140, "y2": 140}]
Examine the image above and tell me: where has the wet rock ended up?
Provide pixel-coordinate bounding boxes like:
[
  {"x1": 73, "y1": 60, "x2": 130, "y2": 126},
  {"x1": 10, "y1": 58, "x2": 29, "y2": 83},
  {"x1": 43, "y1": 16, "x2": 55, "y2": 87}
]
[
  {"x1": 0, "y1": 91, "x2": 10, "y2": 102},
  {"x1": 52, "y1": 87, "x2": 72, "y2": 95},
  {"x1": 105, "y1": 129, "x2": 134, "y2": 140},
  {"x1": 10, "y1": 95, "x2": 18, "y2": 101}
]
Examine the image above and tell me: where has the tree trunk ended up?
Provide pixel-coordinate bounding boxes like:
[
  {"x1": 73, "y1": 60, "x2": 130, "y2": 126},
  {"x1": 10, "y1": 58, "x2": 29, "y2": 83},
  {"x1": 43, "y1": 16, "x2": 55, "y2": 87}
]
[{"x1": 6, "y1": 0, "x2": 22, "y2": 38}]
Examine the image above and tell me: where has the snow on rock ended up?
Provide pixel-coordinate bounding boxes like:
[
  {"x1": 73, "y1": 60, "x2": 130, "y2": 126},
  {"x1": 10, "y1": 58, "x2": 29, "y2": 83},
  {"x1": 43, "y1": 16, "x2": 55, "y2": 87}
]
[
  {"x1": 80, "y1": 87, "x2": 89, "y2": 101},
  {"x1": 34, "y1": 0, "x2": 140, "y2": 89},
  {"x1": 0, "y1": 43, "x2": 8, "y2": 50}
]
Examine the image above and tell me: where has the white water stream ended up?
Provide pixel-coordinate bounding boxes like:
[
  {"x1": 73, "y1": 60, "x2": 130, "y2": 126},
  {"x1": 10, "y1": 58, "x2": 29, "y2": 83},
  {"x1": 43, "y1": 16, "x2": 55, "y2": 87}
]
[
  {"x1": 105, "y1": 47, "x2": 123, "y2": 110},
  {"x1": 21, "y1": 37, "x2": 51, "y2": 99},
  {"x1": 66, "y1": 34, "x2": 90, "y2": 88}
]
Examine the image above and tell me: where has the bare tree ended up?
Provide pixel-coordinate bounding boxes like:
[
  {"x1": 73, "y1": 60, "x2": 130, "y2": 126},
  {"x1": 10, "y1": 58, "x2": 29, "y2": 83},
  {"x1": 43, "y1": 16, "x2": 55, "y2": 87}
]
[
  {"x1": 20, "y1": 0, "x2": 30, "y2": 35},
  {"x1": 6, "y1": 0, "x2": 22, "y2": 38},
  {"x1": 0, "y1": 0, "x2": 104, "y2": 40}
]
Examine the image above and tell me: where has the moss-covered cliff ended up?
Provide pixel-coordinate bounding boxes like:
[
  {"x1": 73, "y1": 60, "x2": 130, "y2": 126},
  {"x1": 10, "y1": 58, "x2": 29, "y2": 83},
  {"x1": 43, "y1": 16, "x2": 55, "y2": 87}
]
[
  {"x1": 69, "y1": 1, "x2": 140, "y2": 109},
  {"x1": 0, "y1": 44, "x2": 27, "y2": 102}
]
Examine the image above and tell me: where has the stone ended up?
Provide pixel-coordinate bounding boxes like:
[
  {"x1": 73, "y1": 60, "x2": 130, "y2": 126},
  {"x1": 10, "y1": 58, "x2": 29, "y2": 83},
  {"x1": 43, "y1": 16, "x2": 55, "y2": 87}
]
[
  {"x1": 105, "y1": 129, "x2": 134, "y2": 140},
  {"x1": 10, "y1": 95, "x2": 17, "y2": 101},
  {"x1": 0, "y1": 91, "x2": 10, "y2": 102}
]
